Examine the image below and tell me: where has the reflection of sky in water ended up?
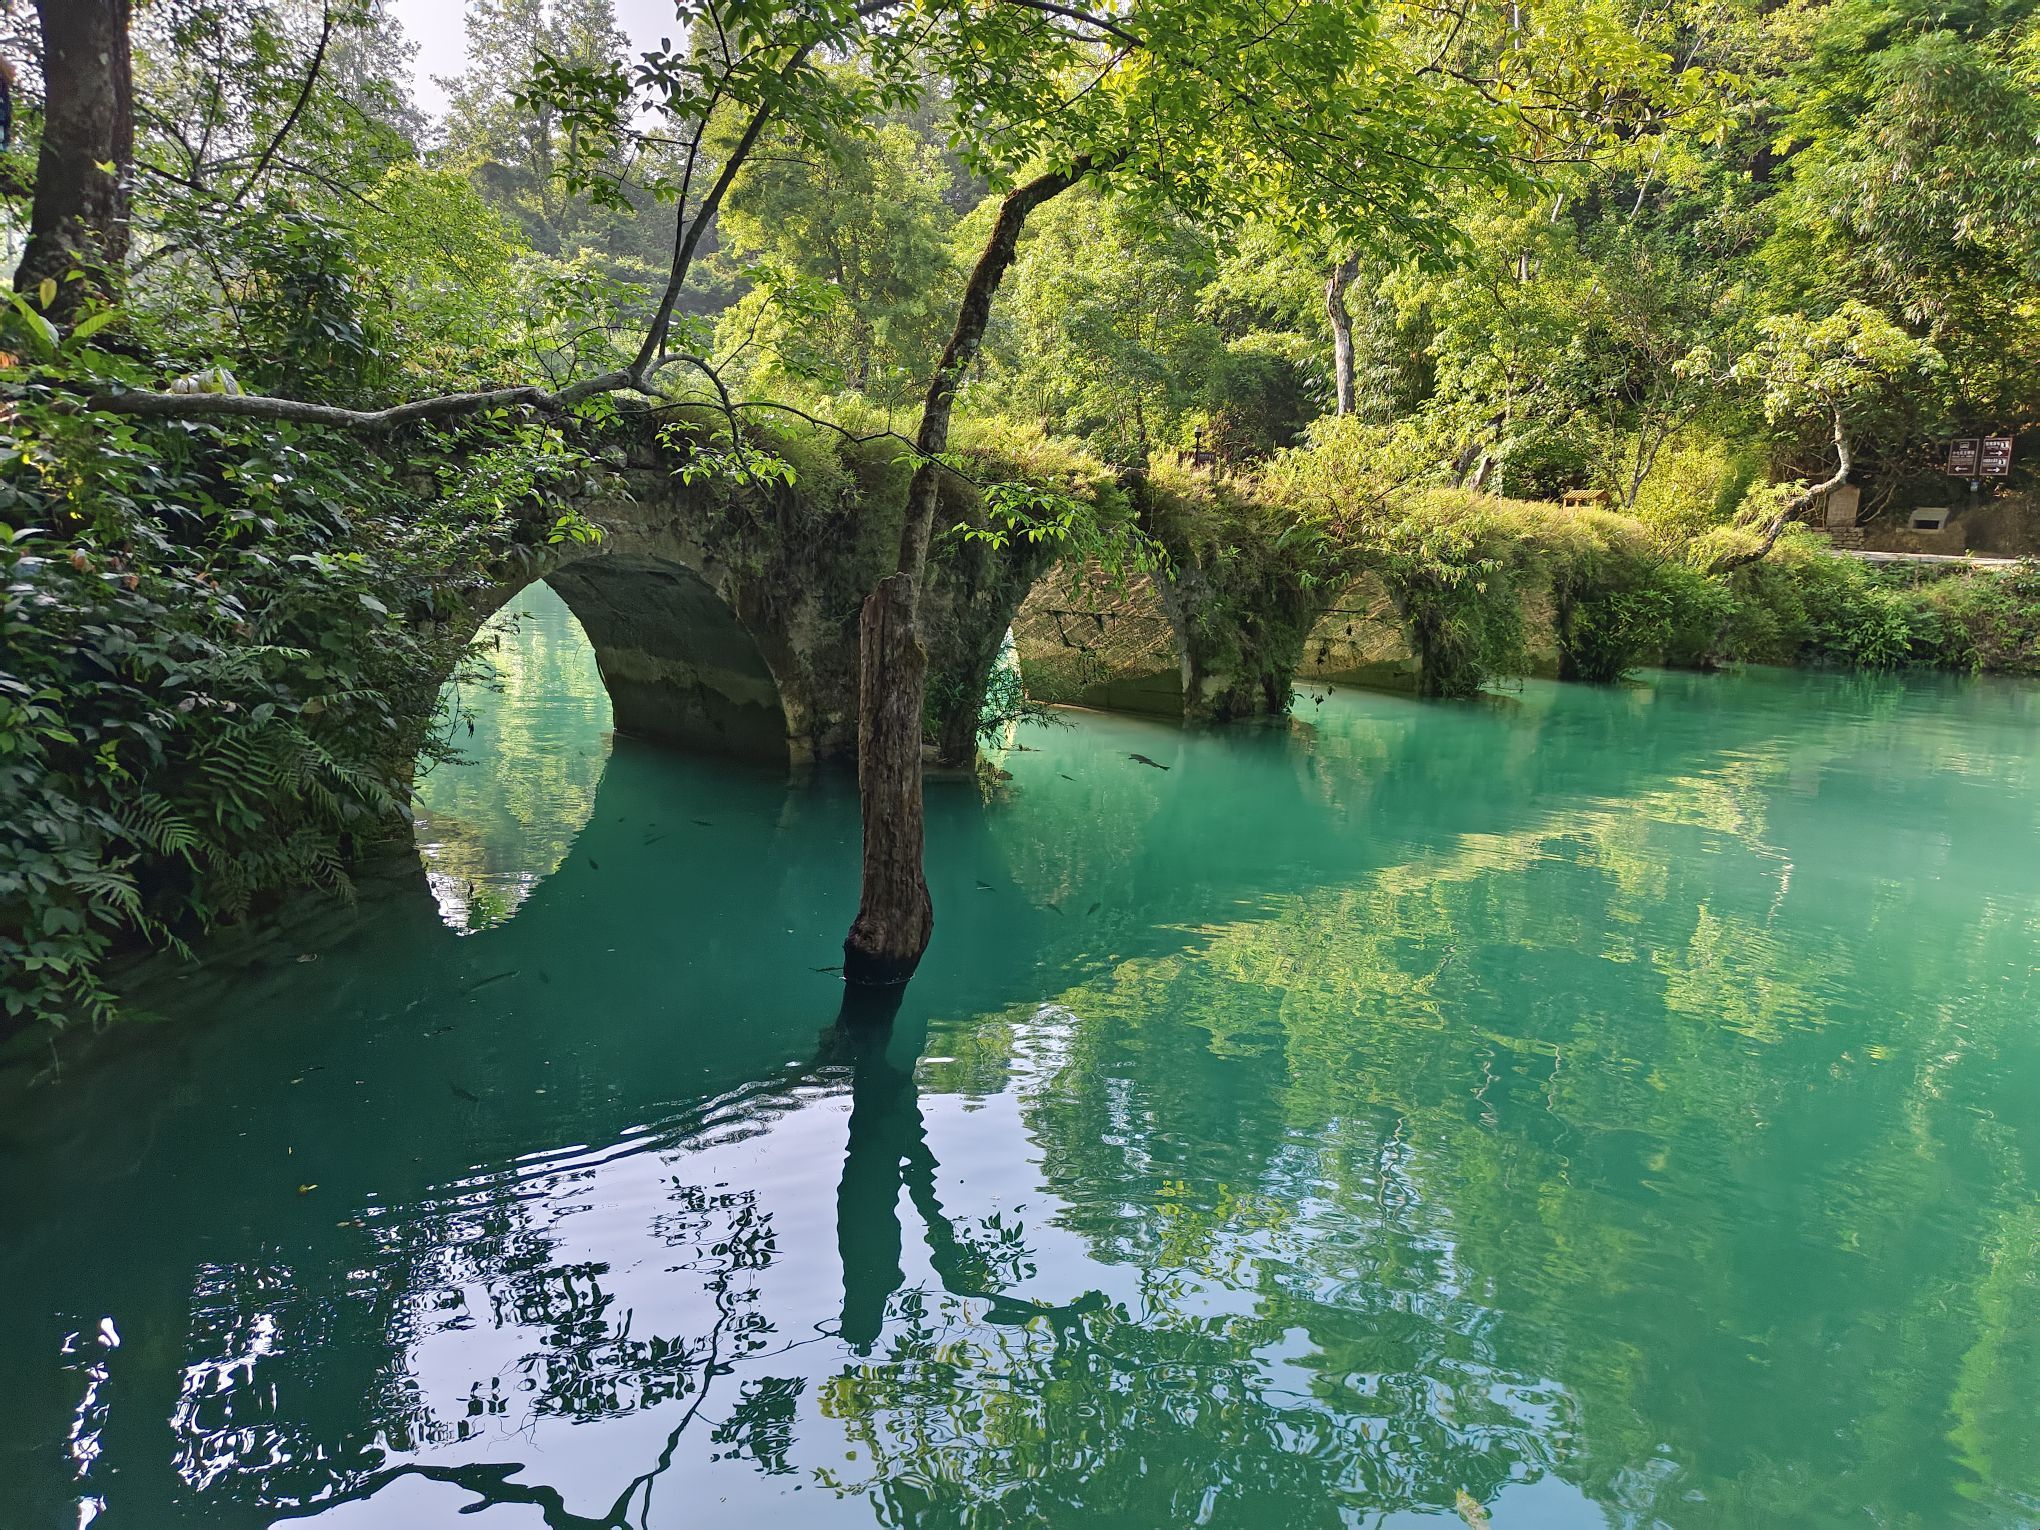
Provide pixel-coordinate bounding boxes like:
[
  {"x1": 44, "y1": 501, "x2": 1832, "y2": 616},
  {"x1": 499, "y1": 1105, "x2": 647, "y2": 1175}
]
[
  {"x1": 413, "y1": 584, "x2": 612, "y2": 933},
  {"x1": 6, "y1": 663, "x2": 2040, "y2": 1528},
  {"x1": 156, "y1": 1010, "x2": 1604, "y2": 1528}
]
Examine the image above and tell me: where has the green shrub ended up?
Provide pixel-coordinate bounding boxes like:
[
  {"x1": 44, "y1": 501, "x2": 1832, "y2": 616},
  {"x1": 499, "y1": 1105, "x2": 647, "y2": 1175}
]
[
  {"x1": 1918, "y1": 563, "x2": 2040, "y2": 674},
  {"x1": 1369, "y1": 490, "x2": 1532, "y2": 697},
  {"x1": 0, "y1": 381, "x2": 580, "y2": 1032},
  {"x1": 1192, "y1": 336, "x2": 1314, "y2": 464},
  {"x1": 1631, "y1": 433, "x2": 1766, "y2": 543},
  {"x1": 1535, "y1": 508, "x2": 1675, "y2": 683},
  {"x1": 1657, "y1": 560, "x2": 1737, "y2": 668},
  {"x1": 1496, "y1": 423, "x2": 1599, "y2": 503}
]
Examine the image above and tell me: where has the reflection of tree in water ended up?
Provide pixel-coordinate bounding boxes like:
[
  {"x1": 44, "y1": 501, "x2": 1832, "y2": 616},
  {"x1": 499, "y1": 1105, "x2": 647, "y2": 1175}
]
[
  {"x1": 812, "y1": 996, "x2": 1556, "y2": 1527},
  {"x1": 145, "y1": 991, "x2": 1600, "y2": 1529},
  {"x1": 130, "y1": 672, "x2": 2040, "y2": 1525},
  {"x1": 829, "y1": 994, "x2": 1098, "y2": 1353},
  {"x1": 970, "y1": 705, "x2": 2040, "y2": 1524},
  {"x1": 245, "y1": 1179, "x2": 781, "y2": 1526},
  {"x1": 414, "y1": 586, "x2": 612, "y2": 934}
]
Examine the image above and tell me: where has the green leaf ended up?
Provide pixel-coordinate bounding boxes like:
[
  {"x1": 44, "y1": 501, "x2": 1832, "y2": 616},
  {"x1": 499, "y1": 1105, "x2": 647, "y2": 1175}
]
[
  {"x1": 67, "y1": 309, "x2": 122, "y2": 344},
  {"x1": 8, "y1": 294, "x2": 58, "y2": 359}
]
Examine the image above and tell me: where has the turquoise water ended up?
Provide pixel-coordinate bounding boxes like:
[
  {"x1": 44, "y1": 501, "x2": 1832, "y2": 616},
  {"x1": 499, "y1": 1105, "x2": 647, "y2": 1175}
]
[{"x1": 4, "y1": 591, "x2": 2040, "y2": 1527}]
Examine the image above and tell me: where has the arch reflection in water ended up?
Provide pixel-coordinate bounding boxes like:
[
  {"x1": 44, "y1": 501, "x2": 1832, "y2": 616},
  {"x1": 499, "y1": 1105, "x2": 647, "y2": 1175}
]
[{"x1": 413, "y1": 583, "x2": 613, "y2": 933}]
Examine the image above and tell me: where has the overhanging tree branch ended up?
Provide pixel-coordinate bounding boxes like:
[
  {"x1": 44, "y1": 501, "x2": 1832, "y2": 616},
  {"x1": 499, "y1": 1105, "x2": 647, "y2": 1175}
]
[
  {"x1": 84, "y1": 371, "x2": 635, "y2": 429},
  {"x1": 1708, "y1": 403, "x2": 1852, "y2": 574},
  {"x1": 229, "y1": 0, "x2": 334, "y2": 210}
]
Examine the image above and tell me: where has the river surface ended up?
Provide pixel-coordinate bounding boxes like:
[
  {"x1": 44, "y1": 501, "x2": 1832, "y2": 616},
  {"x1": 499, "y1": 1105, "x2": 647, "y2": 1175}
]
[{"x1": 6, "y1": 587, "x2": 2040, "y2": 1528}]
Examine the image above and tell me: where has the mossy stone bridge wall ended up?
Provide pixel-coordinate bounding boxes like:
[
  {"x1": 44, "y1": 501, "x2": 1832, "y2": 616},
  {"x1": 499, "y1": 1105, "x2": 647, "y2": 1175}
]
[{"x1": 458, "y1": 451, "x2": 1053, "y2": 769}]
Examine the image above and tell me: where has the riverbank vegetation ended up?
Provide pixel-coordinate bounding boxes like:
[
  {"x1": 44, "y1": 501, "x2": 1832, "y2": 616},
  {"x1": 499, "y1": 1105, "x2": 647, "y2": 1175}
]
[{"x1": 4, "y1": 0, "x2": 2038, "y2": 1030}]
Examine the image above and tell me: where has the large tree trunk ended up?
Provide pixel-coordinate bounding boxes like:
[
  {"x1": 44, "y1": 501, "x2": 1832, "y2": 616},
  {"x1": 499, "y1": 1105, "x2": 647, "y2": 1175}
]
[
  {"x1": 842, "y1": 162, "x2": 1085, "y2": 986},
  {"x1": 17, "y1": 0, "x2": 135, "y2": 323},
  {"x1": 1325, "y1": 253, "x2": 1359, "y2": 417}
]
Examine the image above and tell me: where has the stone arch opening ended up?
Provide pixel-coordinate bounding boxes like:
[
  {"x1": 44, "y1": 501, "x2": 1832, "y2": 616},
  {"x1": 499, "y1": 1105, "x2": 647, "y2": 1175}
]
[
  {"x1": 1008, "y1": 570, "x2": 1189, "y2": 718},
  {"x1": 540, "y1": 553, "x2": 794, "y2": 765},
  {"x1": 414, "y1": 581, "x2": 613, "y2": 934}
]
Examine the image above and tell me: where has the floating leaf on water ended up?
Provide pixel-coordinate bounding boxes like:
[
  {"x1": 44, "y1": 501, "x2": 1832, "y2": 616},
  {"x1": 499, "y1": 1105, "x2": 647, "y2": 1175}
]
[{"x1": 1455, "y1": 1491, "x2": 1490, "y2": 1529}]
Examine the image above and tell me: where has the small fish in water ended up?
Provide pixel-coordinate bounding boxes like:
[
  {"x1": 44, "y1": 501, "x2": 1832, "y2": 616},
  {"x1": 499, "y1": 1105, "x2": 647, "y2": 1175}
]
[
  {"x1": 643, "y1": 833, "x2": 670, "y2": 846},
  {"x1": 1128, "y1": 753, "x2": 1169, "y2": 770},
  {"x1": 431, "y1": 1024, "x2": 456, "y2": 1034},
  {"x1": 537, "y1": 971, "x2": 552, "y2": 985},
  {"x1": 1044, "y1": 902, "x2": 1063, "y2": 915},
  {"x1": 693, "y1": 818, "x2": 713, "y2": 827},
  {"x1": 1086, "y1": 902, "x2": 1102, "y2": 916},
  {"x1": 812, "y1": 964, "x2": 842, "y2": 973},
  {"x1": 1454, "y1": 1490, "x2": 1490, "y2": 1529},
  {"x1": 449, "y1": 1082, "x2": 480, "y2": 1103},
  {"x1": 975, "y1": 880, "x2": 996, "y2": 892},
  {"x1": 587, "y1": 857, "x2": 600, "y2": 870},
  {"x1": 1059, "y1": 773, "x2": 1076, "y2": 782},
  {"x1": 465, "y1": 971, "x2": 517, "y2": 993},
  {"x1": 297, "y1": 1184, "x2": 319, "y2": 1195},
  {"x1": 295, "y1": 953, "x2": 318, "y2": 964},
  {"x1": 465, "y1": 717, "x2": 475, "y2": 736}
]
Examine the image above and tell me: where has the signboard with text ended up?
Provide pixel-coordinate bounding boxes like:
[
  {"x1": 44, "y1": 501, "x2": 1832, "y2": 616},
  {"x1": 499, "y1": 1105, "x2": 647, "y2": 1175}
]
[
  {"x1": 1948, "y1": 438, "x2": 1980, "y2": 476},
  {"x1": 1981, "y1": 436, "x2": 2013, "y2": 477}
]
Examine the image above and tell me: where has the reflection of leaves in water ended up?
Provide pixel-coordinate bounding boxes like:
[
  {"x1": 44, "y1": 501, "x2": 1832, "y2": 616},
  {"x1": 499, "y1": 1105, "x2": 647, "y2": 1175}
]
[
  {"x1": 71, "y1": 671, "x2": 2040, "y2": 1528},
  {"x1": 414, "y1": 585, "x2": 612, "y2": 933},
  {"x1": 195, "y1": 1176, "x2": 787, "y2": 1521},
  {"x1": 939, "y1": 689, "x2": 2040, "y2": 1526},
  {"x1": 711, "y1": 1376, "x2": 807, "y2": 1478}
]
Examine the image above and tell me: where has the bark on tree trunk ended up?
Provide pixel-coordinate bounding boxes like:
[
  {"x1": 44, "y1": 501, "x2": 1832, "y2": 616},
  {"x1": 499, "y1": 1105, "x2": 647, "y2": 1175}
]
[
  {"x1": 845, "y1": 571, "x2": 934, "y2": 985},
  {"x1": 1325, "y1": 254, "x2": 1359, "y2": 417},
  {"x1": 842, "y1": 161, "x2": 1086, "y2": 987},
  {"x1": 17, "y1": 0, "x2": 134, "y2": 323}
]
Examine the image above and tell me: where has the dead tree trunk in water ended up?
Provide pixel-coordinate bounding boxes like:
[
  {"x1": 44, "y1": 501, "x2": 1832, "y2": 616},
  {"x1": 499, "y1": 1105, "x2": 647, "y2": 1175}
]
[
  {"x1": 1325, "y1": 253, "x2": 1359, "y2": 417},
  {"x1": 842, "y1": 162, "x2": 1086, "y2": 986},
  {"x1": 17, "y1": 0, "x2": 135, "y2": 323}
]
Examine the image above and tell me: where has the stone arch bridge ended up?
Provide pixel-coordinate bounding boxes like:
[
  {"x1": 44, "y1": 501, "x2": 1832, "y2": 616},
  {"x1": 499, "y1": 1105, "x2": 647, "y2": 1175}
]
[
  {"x1": 460, "y1": 462, "x2": 1051, "y2": 769},
  {"x1": 456, "y1": 460, "x2": 1403, "y2": 771}
]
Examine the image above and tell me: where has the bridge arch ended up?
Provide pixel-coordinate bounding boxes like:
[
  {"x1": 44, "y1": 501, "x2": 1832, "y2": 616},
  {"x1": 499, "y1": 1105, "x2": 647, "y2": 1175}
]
[
  {"x1": 546, "y1": 554, "x2": 792, "y2": 764},
  {"x1": 1009, "y1": 571, "x2": 1190, "y2": 718},
  {"x1": 464, "y1": 548, "x2": 799, "y2": 767}
]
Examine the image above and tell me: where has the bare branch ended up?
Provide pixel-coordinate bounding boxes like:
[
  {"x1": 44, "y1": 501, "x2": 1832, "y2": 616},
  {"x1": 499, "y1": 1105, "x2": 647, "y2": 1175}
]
[
  {"x1": 1709, "y1": 405, "x2": 1852, "y2": 574},
  {"x1": 231, "y1": 1, "x2": 335, "y2": 209},
  {"x1": 83, "y1": 370, "x2": 637, "y2": 431}
]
